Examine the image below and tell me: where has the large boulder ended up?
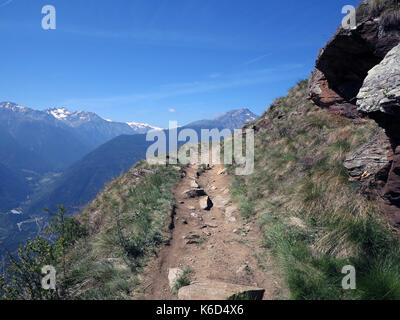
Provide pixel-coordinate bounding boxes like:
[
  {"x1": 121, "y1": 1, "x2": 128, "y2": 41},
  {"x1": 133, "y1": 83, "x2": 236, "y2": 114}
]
[
  {"x1": 178, "y1": 281, "x2": 265, "y2": 300},
  {"x1": 357, "y1": 44, "x2": 400, "y2": 114}
]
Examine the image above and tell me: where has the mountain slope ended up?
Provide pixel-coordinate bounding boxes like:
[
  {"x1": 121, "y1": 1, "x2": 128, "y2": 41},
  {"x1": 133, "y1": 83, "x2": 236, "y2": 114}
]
[
  {"x1": 45, "y1": 108, "x2": 141, "y2": 149},
  {"x1": 26, "y1": 108, "x2": 258, "y2": 215},
  {"x1": 0, "y1": 102, "x2": 90, "y2": 173},
  {"x1": 232, "y1": 80, "x2": 393, "y2": 299},
  {"x1": 0, "y1": 163, "x2": 30, "y2": 211},
  {"x1": 186, "y1": 108, "x2": 257, "y2": 132},
  {"x1": 27, "y1": 134, "x2": 151, "y2": 215}
]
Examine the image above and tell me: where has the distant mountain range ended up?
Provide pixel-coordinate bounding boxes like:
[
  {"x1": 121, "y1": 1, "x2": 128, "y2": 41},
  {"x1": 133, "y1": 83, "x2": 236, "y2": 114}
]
[
  {"x1": 45, "y1": 107, "x2": 163, "y2": 148},
  {"x1": 186, "y1": 108, "x2": 258, "y2": 131},
  {"x1": 0, "y1": 103, "x2": 257, "y2": 256},
  {"x1": 26, "y1": 107, "x2": 258, "y2": 215},
  {"x1": 0, "y1": 101, "x2": 163, "y2": 212}
]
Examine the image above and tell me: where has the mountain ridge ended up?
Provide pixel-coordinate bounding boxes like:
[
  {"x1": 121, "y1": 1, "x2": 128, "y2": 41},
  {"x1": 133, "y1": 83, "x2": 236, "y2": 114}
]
[{"x1": 25, "y1": 107, "x2": 259, "y2": 216}]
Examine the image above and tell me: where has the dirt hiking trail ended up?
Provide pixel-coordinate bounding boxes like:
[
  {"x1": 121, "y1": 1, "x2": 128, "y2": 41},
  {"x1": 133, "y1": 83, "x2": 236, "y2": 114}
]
[{"x1": 142, "y1": 163, "x2": 285, "y2": 300}]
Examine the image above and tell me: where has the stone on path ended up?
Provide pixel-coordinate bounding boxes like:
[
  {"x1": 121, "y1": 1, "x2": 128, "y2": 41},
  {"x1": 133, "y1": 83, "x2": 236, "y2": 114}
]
[
  {"x1": 199, "y1": 196, "x2": 213, "y2": 210},
  {"x1": 190, "y1": 180, "x2": 199, "y2": 188},
  {"x1": 168, "y1": 268, "x2": 183, "y2": 289},
  {"x1": 178, "y1": 280, "x2": 265, "y2": 300},
  {"x1": 218, "y1": 168, "x2": 227, "y2": 175},
  {"x1": 185, "y1": 189, "x2": 207, "y2": 198}
]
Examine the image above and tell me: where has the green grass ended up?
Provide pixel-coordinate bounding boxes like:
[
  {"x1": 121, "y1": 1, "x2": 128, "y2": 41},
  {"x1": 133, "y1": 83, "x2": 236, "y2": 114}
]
[
  {"x1": 62, "y1": 163, "x2": 180, "y2": 299},
  {"x1": 172, "y1": 267, "x2": 194, "y2": 294},
  {"x1": 231, "y1": 79, "x2": 400, "y2": 300}
]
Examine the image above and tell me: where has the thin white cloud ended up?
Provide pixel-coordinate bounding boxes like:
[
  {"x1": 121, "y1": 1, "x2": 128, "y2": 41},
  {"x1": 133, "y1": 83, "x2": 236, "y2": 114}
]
[
  {"x1": 168, "y1": 108, "x2": 176, "y2": 113},
  {"x1": 60, "y1": 63, "x2": 305, "y2": 108},
  {"x1": 0, "y1": 0, "x2": 13, "y2": 8},
  {"x1": 58, "y1": 26, "x2": 241, "y2": 50},
  {"x1": 244, "y1": 53, "x2": 271, "y2": 65},
  {"x1": 209, "y1": 73, "x2": 222, "y2": 79}
]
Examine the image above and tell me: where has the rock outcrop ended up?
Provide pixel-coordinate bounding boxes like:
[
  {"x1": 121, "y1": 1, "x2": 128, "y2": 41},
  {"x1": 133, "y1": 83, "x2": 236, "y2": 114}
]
[
  {"x1": 309, "y1": 3, "x2": 400, "y2": 112},
  {"x1": 308, "y1": 1, "x2": 400, "y2": 227},
  {"x1": 344, "y1": 132, "x2": 391, "y2": 179},
  {"x1": 382, "y1": 146, "x2": 400, "y2": 226},
  {"x1": 357, "y1": 44, "x2": 400, "y2": 114},
  {"x1": 308, "y1": 69, "x2": 344, "y2": 108},
  {"x1": 355, "y1": 43, "x2": 400, "y2": 226}
]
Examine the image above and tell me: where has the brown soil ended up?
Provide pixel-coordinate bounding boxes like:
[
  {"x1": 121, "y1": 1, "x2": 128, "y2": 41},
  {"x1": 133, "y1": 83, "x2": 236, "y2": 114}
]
[{"x1": 142, "y1": 164, "x2": 285, "y2": 300}]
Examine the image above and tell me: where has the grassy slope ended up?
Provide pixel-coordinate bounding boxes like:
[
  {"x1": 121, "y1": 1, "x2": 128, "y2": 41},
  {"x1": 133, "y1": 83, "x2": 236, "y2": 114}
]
[
  {"x1": 231, "y1": 80, "x2": 400, "y2": 300},
  {"x1": 62, "y1": 161, "x2": 180, "y2": 299}
]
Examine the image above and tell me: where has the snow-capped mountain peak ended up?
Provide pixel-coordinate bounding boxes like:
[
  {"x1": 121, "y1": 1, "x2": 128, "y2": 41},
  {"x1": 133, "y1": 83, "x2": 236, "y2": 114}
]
[
  {"x1": 45, "y1": 108, "x2": 104, "y2": 124},
  {"x1": 0, "y1": 101, "x2": 30, "y2": 113},
  {"x1": 46, "y1": 107, "x2": 73, "y2": 120},
  {"x1": 43, "y1": 107, "x2": 162, "y2": 133},
  {"x1": 126, "y1": 121, "x2": 164, "y2": 132}
]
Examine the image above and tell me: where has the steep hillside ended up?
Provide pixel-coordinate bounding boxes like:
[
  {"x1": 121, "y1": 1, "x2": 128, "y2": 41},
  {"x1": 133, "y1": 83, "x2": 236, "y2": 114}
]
[
  {"x1": 61, "y1": 162, "x2": 180, "y2": 299},
  {"x1": 229, "y1": 0, "x2": 400, "y2": 299},
  {"x1": 234, "y1": 80, "x2": 400, "y2": 299}
]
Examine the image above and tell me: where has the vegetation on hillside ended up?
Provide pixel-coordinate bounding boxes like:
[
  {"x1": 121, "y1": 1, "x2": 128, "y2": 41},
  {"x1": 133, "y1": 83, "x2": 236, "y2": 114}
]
[
  {"x1": 0, "y1": 162, "x2": 180, "y2": 300},
  {"x1": 61, "y1": 162, "x2": 180, "y2": 299},
  {"x1": 0, "y1": 206, "x2": 86, "y2": 299},
  {"x1": 231, "y1": 80, "x2": 400, "y2": 300}
]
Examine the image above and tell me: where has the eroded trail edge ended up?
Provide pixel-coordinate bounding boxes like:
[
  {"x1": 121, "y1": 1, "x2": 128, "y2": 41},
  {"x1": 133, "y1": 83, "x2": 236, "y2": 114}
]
[{"x1": 143, "y1": 164, "x2": 284, "y2": 300}]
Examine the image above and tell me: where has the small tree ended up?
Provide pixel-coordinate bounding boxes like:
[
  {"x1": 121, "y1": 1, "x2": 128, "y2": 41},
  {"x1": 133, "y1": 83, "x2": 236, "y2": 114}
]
[
  {"x1": 1, "y1": 236, "x2": 59, "y2": 300},
  {"x1": 0, "y1": 206, "x2": 86, "y2": 300},
  {"x1": 45, "y1": 205, "x2": 87, "y2": 282}
]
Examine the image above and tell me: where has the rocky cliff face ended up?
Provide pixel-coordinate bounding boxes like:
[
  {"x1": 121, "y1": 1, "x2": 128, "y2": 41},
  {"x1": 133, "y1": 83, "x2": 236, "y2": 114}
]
[
  {"x1": 308, "y1": 0, "x2": 400, "y2": 226},
  {"x1": 309, "y1": 2, "x2": 400, "y2": 110},
  {"x1": 357, "y1": 43, "x2": 400, "y2": 225}
]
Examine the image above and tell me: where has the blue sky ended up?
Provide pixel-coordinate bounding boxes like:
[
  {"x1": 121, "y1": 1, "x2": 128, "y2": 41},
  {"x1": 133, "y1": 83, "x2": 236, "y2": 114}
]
[{"x1": 0, "y1": 0, "x2": 361, "y2": 127}]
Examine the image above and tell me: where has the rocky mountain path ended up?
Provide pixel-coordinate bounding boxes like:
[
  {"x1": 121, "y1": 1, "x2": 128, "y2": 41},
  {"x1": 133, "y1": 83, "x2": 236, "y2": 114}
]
[{"x1": 142, "y1": 164, "x2": 284, "y2": 300}]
